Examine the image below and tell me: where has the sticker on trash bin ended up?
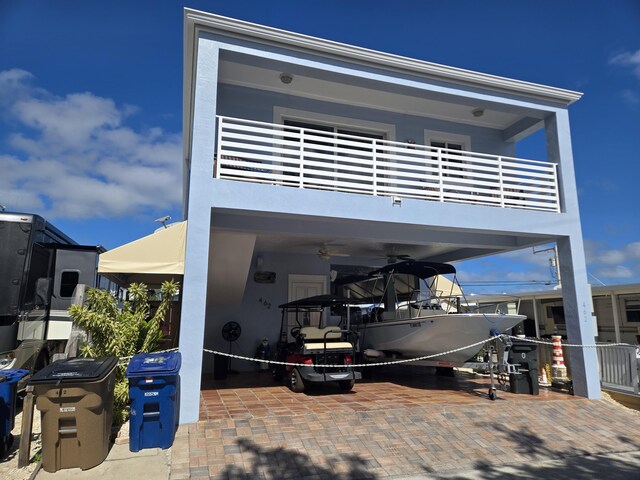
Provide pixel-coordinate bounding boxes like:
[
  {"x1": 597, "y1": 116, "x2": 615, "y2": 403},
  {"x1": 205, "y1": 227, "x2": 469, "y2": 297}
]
[
  {"x1": 143, "y1": 356, "x2": 167, "y2": 364},
  {"x1": 60, "y1": 407, "x2": 76, "y2": 413},
  {"x1": 144, "y1": 391, "x2": 159, "y2": 397}
]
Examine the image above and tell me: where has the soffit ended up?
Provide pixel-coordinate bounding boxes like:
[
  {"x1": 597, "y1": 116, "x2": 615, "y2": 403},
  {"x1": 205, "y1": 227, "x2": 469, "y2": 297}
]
[{"x1": 218, "y1": 60, "x2": 525, "y2": 130}]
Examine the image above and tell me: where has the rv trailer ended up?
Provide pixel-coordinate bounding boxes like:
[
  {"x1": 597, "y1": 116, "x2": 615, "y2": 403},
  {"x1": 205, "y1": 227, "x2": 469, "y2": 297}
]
[{"x1": 0, "y1": 212, "x2": 105, "y2": 380}]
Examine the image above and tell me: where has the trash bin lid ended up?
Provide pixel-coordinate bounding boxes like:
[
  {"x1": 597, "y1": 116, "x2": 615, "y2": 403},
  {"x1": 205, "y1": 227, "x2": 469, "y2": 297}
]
[
  {"x1": 0, "y1": 369, "x2": 29, "y2": 384},
  {"x1": 29, "y1": 357, "x2": 118, "y2": 384},
  {"x1": 126, "y1": 351, "x2": 181, "y2": 377}
]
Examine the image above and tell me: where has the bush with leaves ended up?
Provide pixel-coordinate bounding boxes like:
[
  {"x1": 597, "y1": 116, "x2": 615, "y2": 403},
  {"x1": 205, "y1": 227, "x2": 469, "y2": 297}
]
[{"x1": 69, "y1": 280, "x2": 179, "y2": 424}]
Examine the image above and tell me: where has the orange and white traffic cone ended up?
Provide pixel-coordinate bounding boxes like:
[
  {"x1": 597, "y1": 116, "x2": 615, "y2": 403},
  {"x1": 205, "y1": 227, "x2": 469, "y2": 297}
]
[
  {"x1": 551, "y1": 335, "x2": 568, "y2": 381},
  {"x1": 539, "y1": 366, "x2": 550, "y2": 386}
]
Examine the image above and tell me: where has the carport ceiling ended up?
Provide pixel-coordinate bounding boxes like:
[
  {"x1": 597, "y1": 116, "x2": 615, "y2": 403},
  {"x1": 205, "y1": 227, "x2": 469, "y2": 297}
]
[{"x1": 211, "y1": 211, "x2": 552, "y2": 263}]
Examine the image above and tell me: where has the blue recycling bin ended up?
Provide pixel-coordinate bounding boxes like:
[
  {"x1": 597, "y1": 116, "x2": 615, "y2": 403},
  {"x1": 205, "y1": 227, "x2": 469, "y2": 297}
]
[
  {"x1": 0, "y1": 369, "x2": 29, "y2": 458},
  {"x1": 126, "y1": 352, "x2": 181, "y2": 452}
]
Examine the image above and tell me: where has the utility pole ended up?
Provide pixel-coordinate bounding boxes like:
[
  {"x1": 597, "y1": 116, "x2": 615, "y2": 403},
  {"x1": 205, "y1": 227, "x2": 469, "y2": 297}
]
[{"x1": 533, "y1": 245, "x2": 561, "y2": 288}]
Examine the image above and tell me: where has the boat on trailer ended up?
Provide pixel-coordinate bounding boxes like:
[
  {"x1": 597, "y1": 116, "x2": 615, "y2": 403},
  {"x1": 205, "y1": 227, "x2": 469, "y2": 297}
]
[{"x1": 341, "y1": 261, "x2": 526, "y2": 365}]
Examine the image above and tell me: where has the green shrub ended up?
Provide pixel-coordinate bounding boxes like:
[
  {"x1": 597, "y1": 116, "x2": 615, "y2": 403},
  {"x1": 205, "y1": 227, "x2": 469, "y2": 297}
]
[{"x1": 69, "y1": 280, "x2": 179, "y2": 424}]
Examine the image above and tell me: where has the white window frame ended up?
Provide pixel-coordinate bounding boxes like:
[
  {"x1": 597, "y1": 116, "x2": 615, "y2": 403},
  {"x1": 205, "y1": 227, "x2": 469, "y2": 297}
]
[
  {"x1": 423, "y1": 130, "x2": 471, "y2": 151},
  {"x1": 274, "y1": 107, "x2": 395, "y2": 141}
]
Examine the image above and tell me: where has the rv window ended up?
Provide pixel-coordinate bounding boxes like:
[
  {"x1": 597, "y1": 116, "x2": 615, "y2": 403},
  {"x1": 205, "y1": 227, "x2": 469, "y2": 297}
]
[{"x1": 60, "y1": 271, "x2": 80, "y2": 297}]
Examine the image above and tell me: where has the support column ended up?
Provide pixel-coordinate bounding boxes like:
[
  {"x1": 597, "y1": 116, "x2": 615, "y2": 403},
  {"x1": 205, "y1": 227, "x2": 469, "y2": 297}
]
[
  {"x1": 532, "y1": 298, "x2": 541, "y2": 338},
  {"x1": 556, "y1": 236, "x2": 600, "y2": 398},
  {"x1": 178, "y1": 37, "x2": 220, "y2": 424},
  {"x1": 546, "y1": 110, "x2": 600, "y2": 399},
  {"x1": 611, "y1": 294, "x2": 622, "y2": 343}
]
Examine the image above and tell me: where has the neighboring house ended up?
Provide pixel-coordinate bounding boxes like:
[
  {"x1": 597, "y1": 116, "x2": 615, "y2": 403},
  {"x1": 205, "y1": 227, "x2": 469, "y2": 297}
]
[
  {"x1": 476, "y1": 284, "x2": 640, "y2": 345},
  {"x1": 179, "y1": 9, "x2": 598, "y2": 423}
]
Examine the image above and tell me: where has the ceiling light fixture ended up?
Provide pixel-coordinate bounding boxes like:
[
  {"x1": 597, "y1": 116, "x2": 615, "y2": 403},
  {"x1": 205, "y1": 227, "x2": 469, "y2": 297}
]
[{"x1": 279, "y1": 72, "x2": 293, "y2": 84}]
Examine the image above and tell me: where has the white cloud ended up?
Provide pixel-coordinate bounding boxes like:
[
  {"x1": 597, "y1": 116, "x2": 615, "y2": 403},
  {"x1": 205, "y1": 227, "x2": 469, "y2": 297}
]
[
  {"x1": 625, "y1": 242, "x2": 640, "y2": 259},
  {"x1": 585, "y1": 240, "x2": 640, "y2": 266},
  {"x1": 0, "y1": 70, "x2": 181, "y2": 219},
  {"x1": 594, "y1": 265, "x2": 634, "y2": 279},
  {"x1": 621, "y1": 89, "x2": 640, "y2": 104},
  {"x1": 598, "y1": 249, "x2": 626, "y2": 265},
  {"x1": 610, "y1": 49, "x2": 640, "y2": 79}
]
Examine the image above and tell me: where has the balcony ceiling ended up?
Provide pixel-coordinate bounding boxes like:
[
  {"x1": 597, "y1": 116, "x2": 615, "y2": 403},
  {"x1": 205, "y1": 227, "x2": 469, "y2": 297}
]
[{"x1": 218, "y1": 58, "x2": 543, "y2": 132}]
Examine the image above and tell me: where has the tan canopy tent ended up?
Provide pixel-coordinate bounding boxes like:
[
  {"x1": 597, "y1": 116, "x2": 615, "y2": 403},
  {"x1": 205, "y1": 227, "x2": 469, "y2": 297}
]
[{"x1": 98, "y1": 221, "x2": 187, "y2": 287}]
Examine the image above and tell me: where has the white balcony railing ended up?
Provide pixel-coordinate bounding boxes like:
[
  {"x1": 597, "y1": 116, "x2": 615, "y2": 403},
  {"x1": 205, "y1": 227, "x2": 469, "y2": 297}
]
[{"x1": 215, "y1": 116, "x2": 560, "y2": 212}]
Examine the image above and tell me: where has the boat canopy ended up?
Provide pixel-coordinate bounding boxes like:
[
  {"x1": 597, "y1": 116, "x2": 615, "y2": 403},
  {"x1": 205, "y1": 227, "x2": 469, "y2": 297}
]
[
  {"x1": 278, "y1": 294, "x2": 353, "y2": 309},
  {"x1": 370, "y1": 261, "x2": 456, "y2": 279}
]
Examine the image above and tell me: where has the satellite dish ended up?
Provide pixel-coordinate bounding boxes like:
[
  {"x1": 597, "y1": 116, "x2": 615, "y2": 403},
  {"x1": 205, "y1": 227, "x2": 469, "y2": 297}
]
[{"x1": 155, "y1": 215, "x2": 171, "y2": 229}]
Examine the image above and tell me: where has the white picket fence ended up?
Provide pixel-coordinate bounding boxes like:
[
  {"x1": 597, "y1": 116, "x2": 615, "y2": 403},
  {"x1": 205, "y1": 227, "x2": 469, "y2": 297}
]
[{"x1": 215, "y1": 116, "x2": 561, "y2": 213}]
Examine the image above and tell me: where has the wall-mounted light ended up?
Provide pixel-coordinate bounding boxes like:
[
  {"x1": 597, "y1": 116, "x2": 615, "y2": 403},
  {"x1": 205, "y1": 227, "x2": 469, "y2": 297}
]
[
  {"x1": 279, "y1": 73, "x2": 293, "y2": 84},
  {"x1": 472, "y1": 108, "x2": 484, "y2": 117}
]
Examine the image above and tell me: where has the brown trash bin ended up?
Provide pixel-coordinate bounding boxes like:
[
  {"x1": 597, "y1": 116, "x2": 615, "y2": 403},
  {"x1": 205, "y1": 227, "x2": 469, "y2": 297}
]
[{"x1": 29, "y1": 357, "x2": 118, "y2": 472}]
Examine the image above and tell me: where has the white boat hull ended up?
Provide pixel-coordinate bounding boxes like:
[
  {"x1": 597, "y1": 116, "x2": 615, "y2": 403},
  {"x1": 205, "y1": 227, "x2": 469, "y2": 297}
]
[{"x1": 354, "y1": 313, "x2": 525, "y2": 363}]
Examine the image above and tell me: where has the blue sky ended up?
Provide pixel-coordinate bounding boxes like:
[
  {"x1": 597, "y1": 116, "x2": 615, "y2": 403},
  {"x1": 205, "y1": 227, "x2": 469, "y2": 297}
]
[{"x1": 1, "y1": 1, "x2": 639, "y2": 292}]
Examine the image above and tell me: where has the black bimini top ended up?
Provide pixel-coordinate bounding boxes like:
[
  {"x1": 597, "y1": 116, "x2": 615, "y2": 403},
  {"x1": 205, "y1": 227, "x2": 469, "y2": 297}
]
[
  {"x1": 370, "y1": 261, "x2": 456, "y2": 279},
  {"x1": 278, "y1": 294, "x2": 353, "y2": 309}
]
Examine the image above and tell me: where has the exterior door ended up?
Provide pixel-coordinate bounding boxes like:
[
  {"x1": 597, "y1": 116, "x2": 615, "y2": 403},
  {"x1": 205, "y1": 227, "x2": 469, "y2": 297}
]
[{"x1": 287, "y1": 274, "x2": 327, "y2": 339}]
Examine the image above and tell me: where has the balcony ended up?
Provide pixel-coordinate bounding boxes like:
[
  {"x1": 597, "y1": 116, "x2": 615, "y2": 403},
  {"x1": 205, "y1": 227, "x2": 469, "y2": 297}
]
[{"x1": 215, "y1": 116, "x2": 560, "y2": 213}]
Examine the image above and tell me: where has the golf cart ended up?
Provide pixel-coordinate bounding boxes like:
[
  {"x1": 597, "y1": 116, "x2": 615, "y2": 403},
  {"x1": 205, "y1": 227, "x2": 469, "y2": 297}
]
[{"x1": 273, "y1": 295, "x2": 361, "y2": 392}]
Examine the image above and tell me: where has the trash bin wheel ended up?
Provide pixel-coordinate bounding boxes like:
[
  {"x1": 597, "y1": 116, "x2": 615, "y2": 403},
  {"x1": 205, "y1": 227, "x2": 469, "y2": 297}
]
[
  {"x1": 339, "y1": 379, "x2": 355, "y2": 391},
  {"x1": 0, "y1": 433, "x2": 12, "y2": 458},
  {"x1": 289, "y1": 368, "x2": 305, "y2": 393}
]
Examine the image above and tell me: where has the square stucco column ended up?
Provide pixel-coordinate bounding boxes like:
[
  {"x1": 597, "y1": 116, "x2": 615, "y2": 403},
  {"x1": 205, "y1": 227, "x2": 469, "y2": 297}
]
[
  {"x1": 546, "y1": 111, "x2": 600, "y2": 399},
  {"x1": 557, "y1": 235, "x2": 600, "y2": 398},
  {"x1": 179, "y1": 36, "x2": 219, "y2": 424}
]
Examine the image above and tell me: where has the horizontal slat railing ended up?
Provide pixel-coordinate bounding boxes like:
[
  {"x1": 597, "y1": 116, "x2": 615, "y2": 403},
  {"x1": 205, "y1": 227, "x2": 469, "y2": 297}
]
[{"x1": 216, "y1": 116, "x2": 561, "y2": 212}]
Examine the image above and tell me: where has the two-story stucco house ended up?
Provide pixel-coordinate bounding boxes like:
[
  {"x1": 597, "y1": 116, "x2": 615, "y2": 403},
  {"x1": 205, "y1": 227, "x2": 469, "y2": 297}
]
[{"x1": 178, "y1": 9, "x2": 599, "y2": 424}]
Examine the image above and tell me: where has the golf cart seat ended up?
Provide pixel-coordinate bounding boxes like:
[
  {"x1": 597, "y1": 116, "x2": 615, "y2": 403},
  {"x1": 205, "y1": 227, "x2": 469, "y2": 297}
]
[{"x1": 300, "y1": 326, "x2": 354, "y2": 353}]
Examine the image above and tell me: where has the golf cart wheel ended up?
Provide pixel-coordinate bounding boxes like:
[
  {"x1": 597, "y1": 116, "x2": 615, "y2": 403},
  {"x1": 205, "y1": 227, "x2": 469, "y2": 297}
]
[
  {"x1": 489, "y1": 389, "x2": 496, "y2": 401},
  {"x1": 339, "y1": 379, "x2": 355, "y2": 391},
  {"x1": 289, "y1": 368, "x2": 305, "y2": 393}
]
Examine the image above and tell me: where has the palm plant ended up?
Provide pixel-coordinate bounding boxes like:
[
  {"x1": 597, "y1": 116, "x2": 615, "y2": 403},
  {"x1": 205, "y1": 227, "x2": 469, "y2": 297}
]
[{"x1": 69, "y1": 280, "x2": 179, "y2": 423}]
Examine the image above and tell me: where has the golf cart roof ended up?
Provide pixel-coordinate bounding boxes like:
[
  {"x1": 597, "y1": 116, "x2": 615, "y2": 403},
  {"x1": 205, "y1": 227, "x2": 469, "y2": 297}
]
[{"x1": 278, "y1": 294, "x2": 352, "y2": 309}]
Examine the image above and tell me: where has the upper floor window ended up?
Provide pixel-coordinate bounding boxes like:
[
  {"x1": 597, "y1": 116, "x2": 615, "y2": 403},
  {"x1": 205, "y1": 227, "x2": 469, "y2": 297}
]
[
  {"x1": 283, "y1": 119, "x2": 385, "y2": 145},
  {"x1": 425, "y1": 131, "x2": 470, "y2": 177}
]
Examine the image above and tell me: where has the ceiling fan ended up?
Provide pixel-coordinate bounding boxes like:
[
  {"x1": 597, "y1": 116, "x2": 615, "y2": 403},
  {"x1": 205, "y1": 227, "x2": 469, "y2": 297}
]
[
  {"x1": 317, "y1": 244, "x2": 350, "y2": 261},
  {"x1": 381, "y1": 253, "x2": 413, "y2": 264}
]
